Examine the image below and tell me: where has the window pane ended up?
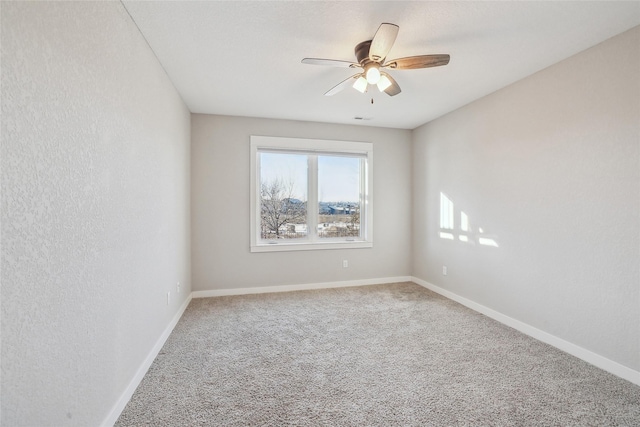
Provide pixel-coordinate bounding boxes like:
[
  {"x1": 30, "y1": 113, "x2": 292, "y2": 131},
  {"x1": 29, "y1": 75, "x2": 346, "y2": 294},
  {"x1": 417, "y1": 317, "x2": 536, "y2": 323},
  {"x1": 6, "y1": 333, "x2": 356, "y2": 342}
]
[
  {"x1": 260, "y1": 152, "x2": 307, "y2": 240},
  {"x1": 317, "y1": 155, "x2": 361, "y2": 239}
]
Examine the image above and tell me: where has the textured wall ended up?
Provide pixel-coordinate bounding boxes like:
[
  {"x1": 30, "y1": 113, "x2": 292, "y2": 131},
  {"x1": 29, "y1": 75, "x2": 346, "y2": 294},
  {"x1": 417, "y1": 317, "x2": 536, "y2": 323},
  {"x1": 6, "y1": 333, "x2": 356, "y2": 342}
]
[
  {"x1": 412, "y1": 26, "x2": 640, "y2": 371},
  {"x1": 1, "y1": 2, "x2": 191, "y2": 426},
  {"x1": 191, "y1": 115, "x2": 412, "y2": 291}
]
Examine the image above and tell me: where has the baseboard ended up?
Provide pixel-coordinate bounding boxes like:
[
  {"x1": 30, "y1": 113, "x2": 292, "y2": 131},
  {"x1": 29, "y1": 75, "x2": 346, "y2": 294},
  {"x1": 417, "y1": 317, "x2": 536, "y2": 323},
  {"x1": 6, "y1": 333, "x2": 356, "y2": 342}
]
[
  {"x1": 192, "y1": 276, "x2": 413, "y2": 298},
  {"x1": 101, "y1": 293, "x2": 193, "y2": 427},
  {"x1": 411, "y1": 277, "x2": 640, "y2": 387}
]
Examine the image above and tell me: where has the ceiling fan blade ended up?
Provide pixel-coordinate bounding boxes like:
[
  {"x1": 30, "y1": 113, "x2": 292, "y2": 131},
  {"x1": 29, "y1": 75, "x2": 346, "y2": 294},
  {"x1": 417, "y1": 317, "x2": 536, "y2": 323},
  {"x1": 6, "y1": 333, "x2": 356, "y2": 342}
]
[
  {"x1": 369, "y1": 23, "x2": 399, "y2": 63},
  {"x1": 324, "y1": 74, "x2": 361, "y2": 96},
  {"x1": 302, "y1": 58, "x2": 359, "y2": 68},
  {"x1": 380, "y1": 72, "x2": 401, "y2": 96},
  {"x1": 384, "y1": 54, "x2": 450, "y2": 70}
]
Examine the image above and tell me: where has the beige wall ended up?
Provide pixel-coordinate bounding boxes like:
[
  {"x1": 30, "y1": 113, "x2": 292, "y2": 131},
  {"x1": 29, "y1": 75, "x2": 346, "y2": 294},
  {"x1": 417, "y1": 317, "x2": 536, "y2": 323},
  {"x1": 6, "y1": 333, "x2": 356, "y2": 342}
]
[
  {"x1": 1, "y1": 3, "x2": 191, "y2": 425},
  {"x1": 191, "y1": 115, "x2": 412, "y2": 291},
  {"x1": 412, "y1": 26, "x2": 640, "y2": 372}
]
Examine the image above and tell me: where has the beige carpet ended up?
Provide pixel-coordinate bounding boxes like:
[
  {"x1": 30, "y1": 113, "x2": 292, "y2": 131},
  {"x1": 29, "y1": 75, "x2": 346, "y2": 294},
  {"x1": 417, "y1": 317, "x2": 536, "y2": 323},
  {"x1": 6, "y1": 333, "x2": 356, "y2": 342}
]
[{"x1": 116, "y1": 282, "x2": 640, "y2": 426}]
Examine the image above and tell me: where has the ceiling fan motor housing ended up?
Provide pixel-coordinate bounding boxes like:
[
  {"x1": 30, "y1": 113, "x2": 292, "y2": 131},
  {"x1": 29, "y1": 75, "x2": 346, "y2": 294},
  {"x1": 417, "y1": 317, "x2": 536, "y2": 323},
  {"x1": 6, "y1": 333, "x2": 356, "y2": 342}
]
[{"x1": 355, "y1": 40, "x2": 373, "y2": 65}]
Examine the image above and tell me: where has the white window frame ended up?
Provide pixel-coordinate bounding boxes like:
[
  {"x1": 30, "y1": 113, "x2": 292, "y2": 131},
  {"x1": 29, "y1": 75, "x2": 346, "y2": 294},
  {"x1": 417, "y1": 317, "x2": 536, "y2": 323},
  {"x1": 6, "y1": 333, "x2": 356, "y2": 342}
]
[{"x1": 250, "y1": 135, "x2": 373, "y2": 252}]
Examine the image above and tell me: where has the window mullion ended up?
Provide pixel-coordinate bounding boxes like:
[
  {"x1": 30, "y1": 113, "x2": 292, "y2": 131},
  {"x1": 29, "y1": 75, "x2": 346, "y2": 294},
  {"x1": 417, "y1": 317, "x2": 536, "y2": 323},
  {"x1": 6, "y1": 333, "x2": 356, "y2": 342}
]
[
  {"x1": 360, "y1": 157, "x2": 366, "y2": 240},
  {"x1": 307, "y1": 155, "x2": 318, "y2": 242}
]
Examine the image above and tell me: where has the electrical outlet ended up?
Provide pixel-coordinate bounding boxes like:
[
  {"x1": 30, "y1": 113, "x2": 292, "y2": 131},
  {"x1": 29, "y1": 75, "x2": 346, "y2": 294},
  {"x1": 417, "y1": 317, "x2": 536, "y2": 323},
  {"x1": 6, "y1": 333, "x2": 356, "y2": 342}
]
[
  {"x1": 167, "y1": 291, "x2": 170, "y2": 305},
  {"x1": 443, "y1": 266, "x2": 448, "y2": 276},
  {"x1": 343, "y1": 260, "x2": 349, "y2": 268}
]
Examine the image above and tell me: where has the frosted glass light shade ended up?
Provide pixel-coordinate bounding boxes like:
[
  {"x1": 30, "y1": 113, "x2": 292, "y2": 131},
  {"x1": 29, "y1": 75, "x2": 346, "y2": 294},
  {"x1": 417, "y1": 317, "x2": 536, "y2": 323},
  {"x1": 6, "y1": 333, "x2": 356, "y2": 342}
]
[
  {"x1": 353, "y1": 76, "x2": 368, "y2": 93},
  {"x1": 377, "y1": 74, "x2": 392, "y2": 91},
  {"x1": 365, "y1": 66, "x2": 381, "y2": 84}
]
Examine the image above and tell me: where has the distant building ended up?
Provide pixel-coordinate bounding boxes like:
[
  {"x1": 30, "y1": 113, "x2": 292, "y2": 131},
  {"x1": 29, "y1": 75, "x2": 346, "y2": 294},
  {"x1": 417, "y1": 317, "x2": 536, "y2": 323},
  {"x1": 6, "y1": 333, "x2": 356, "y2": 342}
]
[{"x1": 328, "y1": 205, "x2": 358, "y2": 215}]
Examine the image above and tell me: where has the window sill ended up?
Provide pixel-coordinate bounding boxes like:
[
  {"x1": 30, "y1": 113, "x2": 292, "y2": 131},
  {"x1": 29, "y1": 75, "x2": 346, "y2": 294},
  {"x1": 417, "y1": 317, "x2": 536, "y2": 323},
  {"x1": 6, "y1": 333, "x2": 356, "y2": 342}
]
[{"x1": 250, "y1": 240, "x2": 373, "y2": 253}]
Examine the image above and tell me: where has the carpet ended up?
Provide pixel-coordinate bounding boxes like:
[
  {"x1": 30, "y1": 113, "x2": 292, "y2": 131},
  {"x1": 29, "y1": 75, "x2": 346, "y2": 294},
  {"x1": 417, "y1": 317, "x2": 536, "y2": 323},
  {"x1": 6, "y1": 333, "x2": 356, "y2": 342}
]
[{"x1": 116, "y1": 282, "x2": 640, "y2": 426}]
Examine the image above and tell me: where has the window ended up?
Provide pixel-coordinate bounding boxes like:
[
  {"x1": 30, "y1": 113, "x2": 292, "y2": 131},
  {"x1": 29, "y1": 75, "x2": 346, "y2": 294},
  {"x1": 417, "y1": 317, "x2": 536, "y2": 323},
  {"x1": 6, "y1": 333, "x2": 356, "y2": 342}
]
[{"x1": 250, "y1": 136, "x2": 373, "y2": 252}]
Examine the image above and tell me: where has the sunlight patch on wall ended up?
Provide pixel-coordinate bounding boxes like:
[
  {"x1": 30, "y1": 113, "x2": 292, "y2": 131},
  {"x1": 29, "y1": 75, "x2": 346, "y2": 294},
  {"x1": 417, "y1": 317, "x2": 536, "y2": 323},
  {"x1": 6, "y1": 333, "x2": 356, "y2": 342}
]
[
  {"x1": 461, "y1": 211, "x2": 469, "y2": 231},
  {"x1": 440, "y1": 192, "x2": 454, "y2": 230},
  {"x1": 478, "y1": 237, "x2": 499, "y2": 247},
  {"x1": 439, "y1": 192, "x2": 499, "y2": 248}
]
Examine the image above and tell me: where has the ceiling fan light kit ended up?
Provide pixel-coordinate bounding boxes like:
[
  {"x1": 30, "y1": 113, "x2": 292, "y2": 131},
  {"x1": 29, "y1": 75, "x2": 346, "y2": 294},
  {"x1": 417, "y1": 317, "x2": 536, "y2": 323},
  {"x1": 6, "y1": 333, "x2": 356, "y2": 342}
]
[{"x1": 302, "y1": 23, "x2": 450, "y2": 97}]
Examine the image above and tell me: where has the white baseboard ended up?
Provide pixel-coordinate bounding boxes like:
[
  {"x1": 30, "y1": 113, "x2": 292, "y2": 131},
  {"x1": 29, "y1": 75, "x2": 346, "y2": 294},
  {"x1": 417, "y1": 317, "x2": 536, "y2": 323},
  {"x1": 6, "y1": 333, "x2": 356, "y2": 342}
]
[
  {"x1": 191, "y1": 276, "x2": 413, "y2": 298},
  {"x1": 101, "y1": 293, "x2": 193, "y2": 427},
  {"x1": 411, "y1": 276, "x2": 640, "y2": 387}
]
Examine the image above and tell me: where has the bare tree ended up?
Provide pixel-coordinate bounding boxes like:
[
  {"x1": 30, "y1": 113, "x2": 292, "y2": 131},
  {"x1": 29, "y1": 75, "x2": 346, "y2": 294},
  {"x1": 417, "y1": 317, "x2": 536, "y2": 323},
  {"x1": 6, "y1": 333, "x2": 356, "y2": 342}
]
[
  {"x1": 260, "y1": 178, "x2": 306, "y2": 239},
  {"x1": 349, "y1": 208, "x2": 360, "y2": 235}
]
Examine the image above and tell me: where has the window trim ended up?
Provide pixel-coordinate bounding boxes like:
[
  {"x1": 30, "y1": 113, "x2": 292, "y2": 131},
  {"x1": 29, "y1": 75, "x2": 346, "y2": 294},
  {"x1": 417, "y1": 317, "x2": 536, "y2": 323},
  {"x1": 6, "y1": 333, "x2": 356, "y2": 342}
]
[{"x1": 250, "y1": 135, "x2": 373, "y2": 253}]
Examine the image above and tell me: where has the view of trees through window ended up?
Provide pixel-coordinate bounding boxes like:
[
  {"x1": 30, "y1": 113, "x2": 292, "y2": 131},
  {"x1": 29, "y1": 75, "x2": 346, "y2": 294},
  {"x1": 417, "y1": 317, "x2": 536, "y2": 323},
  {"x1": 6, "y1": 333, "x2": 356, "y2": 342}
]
[{"x1": 259, "y1": 152, "x2": 361, "y2": 240}]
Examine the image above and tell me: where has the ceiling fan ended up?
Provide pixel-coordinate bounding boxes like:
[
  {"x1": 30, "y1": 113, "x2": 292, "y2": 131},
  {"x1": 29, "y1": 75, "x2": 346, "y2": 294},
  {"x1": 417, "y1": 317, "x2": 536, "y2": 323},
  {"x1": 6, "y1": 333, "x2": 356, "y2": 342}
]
[{"x1": 302, "y1": 23, "x2": 450, "y2": 97}]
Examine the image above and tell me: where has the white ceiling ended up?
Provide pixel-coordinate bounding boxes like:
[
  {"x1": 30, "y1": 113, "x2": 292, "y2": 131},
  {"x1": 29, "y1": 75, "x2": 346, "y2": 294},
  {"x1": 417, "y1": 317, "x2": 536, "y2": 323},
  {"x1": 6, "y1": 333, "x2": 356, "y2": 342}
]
[{"x1": 122, "y1": 1, "x2": 640, "y2": 130}]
